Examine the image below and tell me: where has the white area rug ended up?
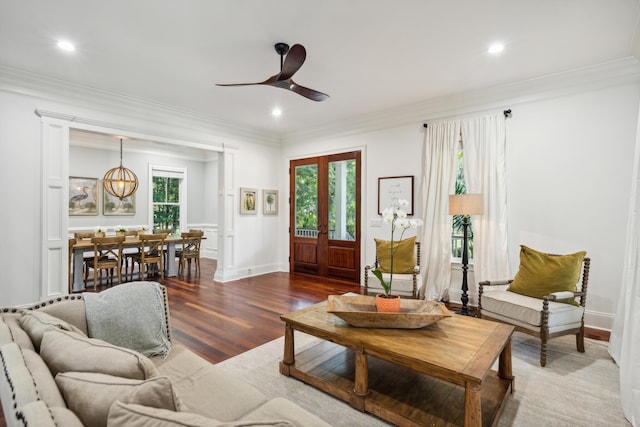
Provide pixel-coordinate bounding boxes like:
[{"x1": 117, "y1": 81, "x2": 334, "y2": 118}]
[{"x1": 216, "y1": 331, "x2": 628, "y2": 426}]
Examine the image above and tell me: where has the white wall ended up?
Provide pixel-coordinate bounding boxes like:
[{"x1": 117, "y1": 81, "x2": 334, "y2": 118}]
[{"x1": 282, "y1": 82, "x2": 640, "y2": 331}]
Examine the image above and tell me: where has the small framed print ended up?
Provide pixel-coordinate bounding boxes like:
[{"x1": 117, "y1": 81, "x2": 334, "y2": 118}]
[
  {"x1": 103, "y1": 191, "x2": 136, "y2": 216},
  {"x1": 69, "y1": 177, "x2": 99, "y2": 216},
  {"x1": 378, "y1": 175, "x2": 414, "y2": 215},
  {"x1": 240, "y1": 187, "x2": 258, "y2": 215},
  {"x1": 263, "y1": 189, "x2": 279, "y2": 215}
]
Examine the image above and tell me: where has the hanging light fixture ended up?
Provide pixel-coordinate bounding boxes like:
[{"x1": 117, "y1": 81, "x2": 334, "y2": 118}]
[{"x1": 103, "y1": 138, "x2": 138, "y2": 200}]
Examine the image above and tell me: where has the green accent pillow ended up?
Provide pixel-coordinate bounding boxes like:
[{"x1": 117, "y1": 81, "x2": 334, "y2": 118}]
[
  {"x1": 374, "y1": 236, "x2": 416, "y2": 274},
  {"x1": 508, "y1": 245, "x2": 586, "y2": 305}
]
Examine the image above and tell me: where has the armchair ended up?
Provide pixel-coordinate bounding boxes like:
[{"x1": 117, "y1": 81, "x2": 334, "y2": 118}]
[
  {"x1": 478, "y1": 245, "x2": 590, "y2": 367},
  {"x1": 364, "y1": 239, "x2": 424, "y2": 298}
]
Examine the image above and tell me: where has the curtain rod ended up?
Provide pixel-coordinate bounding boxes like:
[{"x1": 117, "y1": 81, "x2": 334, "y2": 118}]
[{"x1": 423, "y1": 109, "x2": 512, "y2": 128}]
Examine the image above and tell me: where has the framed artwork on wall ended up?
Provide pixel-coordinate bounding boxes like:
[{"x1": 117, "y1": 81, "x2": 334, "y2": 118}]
[
  {"x1": 240, "y1": 187, "x2": 258, "y2": 215},
  {"x1": 69, "y1": 177, "x2": 99, "y2": 216},
  {"x1": 378, "y1": 175, "x2": 414, "y2": 215},
  {"x1": 263, "y1": 189, "x2": 279, "y2": 215},
  {"x1": 103, "y1": 190, "x2": 136, "y2": 216}
]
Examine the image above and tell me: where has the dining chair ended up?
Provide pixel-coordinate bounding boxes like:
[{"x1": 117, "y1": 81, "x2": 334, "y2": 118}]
[
  {"x1": 68, "y1": 237, "x2": 76, "y2": 294},
  {"x1": 89, "y1": 236, "x2": 124, "y2": 290},
  {"x1": 176, "y1": 231, "x2": 203, "y2": 275},
  {"x1": 130, "y1": 233, "x2": 167, "y2": 280},
  {"x1": 121, "y1": 230, "x2": 139, "y2": 279},
  {"x1": 74, "y1": 232, "x2": 95, "y2": 287}
]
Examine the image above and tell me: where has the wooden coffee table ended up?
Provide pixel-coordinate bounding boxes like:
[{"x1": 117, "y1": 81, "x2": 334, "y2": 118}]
[{"x1": 280, "y1": 301, "x2": 514, "y2": 427}]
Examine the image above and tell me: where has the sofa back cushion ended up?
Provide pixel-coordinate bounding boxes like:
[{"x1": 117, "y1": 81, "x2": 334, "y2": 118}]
[
  {"x1": 39, "y1": 298, "x2": 88, "y2": 335},
  {"x1": 56, "y1": 372, "x2": 183, "y2": 427},
  {"x1": 0, "y1": 343, "x2": 66, "y2": 426},
  {"x1": 0, "y1": 314, "x2": 35, "y2": 351},
  {"x1": 18, "y1": 310, "x2": 86, "y2": 350},
  {"x1": 40, "y1": 329, "x2": 158, "y2": 380},
  {"x1": 16, "y1": 401, "x2": 83, "y2": 427}
]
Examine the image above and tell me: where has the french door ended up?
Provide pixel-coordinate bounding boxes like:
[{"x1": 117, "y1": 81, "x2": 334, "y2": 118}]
[{"x1": 289, "y1": 151, "x2": 361, "y2": 282}]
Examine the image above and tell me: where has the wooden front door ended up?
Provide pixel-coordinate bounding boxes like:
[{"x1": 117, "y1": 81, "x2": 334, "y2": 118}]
[{"x1": 289, "y1": 151, "x2": 361, "y2": 282}]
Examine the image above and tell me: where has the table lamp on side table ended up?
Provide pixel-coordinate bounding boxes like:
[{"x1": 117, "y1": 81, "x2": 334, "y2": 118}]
[{"x1": 448, "y1": 194, "x2": 484, "y2": 316}]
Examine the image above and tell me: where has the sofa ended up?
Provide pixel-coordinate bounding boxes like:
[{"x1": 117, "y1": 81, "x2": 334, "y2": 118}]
[{"x1": 0, "y1": 281, "x2": 331, "y2": 427}]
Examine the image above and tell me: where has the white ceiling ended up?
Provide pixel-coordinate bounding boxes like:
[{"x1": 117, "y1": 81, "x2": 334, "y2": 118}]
[{"x1": 1, "y1": 0, "x2": 639, "y2": 138}]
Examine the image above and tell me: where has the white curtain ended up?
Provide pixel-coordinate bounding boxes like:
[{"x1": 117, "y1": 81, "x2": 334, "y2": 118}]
[
  {"x1": 608, "y1": 108, "x2": 640, "y2": 426},
  {"x1": 420, "y1": 120, "x2": 459, "y2": 300},
  {"x1": 460, "y1": 113, "x2": 510, "y2": 282}
]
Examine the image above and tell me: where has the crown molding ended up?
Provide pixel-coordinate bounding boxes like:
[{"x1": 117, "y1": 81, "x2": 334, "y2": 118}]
[
  {"x1": 0, "y1": 64, "x2": 281, "y2": 146},
  {"x1": 282, "y1": 57, "x2": 640, "y2": 144}
]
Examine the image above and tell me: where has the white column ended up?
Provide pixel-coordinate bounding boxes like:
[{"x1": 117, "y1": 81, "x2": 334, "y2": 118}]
[
  {"x1": 38, "y1": 113, "x2": 70, "y2": 297},
  {"x1": 214, "y1": 146, "x2": 236, "y2": 281}
]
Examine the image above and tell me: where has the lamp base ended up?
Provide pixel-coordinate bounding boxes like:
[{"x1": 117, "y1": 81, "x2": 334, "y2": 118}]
[{"x1": 455, "y1": 308, "x2": 475, "y2": 317}]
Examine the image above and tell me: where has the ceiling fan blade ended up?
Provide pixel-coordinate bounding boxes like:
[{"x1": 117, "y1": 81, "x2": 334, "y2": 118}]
[
  {"x1": 289, "y1": 80, "x2": 329, "y2": 102},
  {"x1": 216, "y1": 75, "x2": 278, "y2": 87},
  {"x1": 277, "y1": 44, "x2": 306, "y2": 81}
]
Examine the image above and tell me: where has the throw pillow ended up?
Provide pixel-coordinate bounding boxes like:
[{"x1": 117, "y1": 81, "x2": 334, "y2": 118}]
[
  {"x1": 508, "y1": 245, "x2": 586, "y2": 304},
  {"x1": 374, "y1": 236, "x2": 416, "y2": 274},
  {"x1": 22, "y1": 348, "x2": 67, "y2": 408},
  {"x1": 18, "y1": 309, "x2": 86, "y2": 350},
  {"x1": 40, "y1": 329, "x2": 158, "y2": 379},
  {"x1": 17, "y1": 401, "x2": 83, "y2": 427},
  {"x1": 1, "y1": 314, "x2": 36, "y2": 351},
  {"x1": 108, "y1": 401, "x2": 295, "y2": 427},
  {"x1": 56, "y1": 372, "x2": 183, "y2": 427},
  {"x1": 83, "y1": 281, "x2": 171, "y2": 358}
]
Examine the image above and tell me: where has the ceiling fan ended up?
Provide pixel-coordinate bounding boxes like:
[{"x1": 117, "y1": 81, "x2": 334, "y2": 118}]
[{"x1": 216, "y1": 43, "x2": 329, "y2": 102}]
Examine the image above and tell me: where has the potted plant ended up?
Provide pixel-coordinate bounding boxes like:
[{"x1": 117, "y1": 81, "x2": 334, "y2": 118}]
[
  {"x1": 115, "y1": 225, "x2": 127, "y2": 237},
  {"x1": 93, "y1": 226, "x2": 106, "y2": 238},
  {"x1": 371, "y1": 199, "x2": 422, "y2": 312}
]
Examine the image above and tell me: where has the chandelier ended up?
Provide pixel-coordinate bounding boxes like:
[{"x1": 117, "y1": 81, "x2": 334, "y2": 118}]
[{"x1": 103, "y1": 138, "x2": 138, "y2": 200}]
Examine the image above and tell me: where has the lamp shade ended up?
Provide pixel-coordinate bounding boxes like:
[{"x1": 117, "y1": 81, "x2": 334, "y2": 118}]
[
  {"x1": 103, "y1": 138, "x2": 138, "y2": 201},
  {"x1": 449, "y1": 194, "x2": 484, "y2": 215}
]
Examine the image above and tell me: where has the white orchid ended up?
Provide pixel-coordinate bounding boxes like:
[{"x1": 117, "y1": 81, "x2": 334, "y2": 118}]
[
  {"x1": 94, "y1": 226, "x2": 105, "y2": 233},
  {"x1": 115, "y1": 225, "x2": 126, "y2": 232},
  {"x1": 372, "y1": 200, "x2": 422, "y2": 297}
]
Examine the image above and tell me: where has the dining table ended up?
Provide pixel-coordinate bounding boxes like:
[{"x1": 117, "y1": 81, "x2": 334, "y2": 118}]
[{"x1": 70, "y1": 234, "x2": 195, "y2": 292}]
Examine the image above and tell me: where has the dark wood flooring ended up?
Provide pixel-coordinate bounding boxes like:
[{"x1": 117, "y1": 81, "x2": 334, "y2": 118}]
[{"x1": 159, "y1": 258, "x2": 362, "y2": 363}]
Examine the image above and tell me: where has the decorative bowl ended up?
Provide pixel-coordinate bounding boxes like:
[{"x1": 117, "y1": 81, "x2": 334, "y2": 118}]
[{"x1": 326, "y1": 295, "x2": 451, "y2": 329}]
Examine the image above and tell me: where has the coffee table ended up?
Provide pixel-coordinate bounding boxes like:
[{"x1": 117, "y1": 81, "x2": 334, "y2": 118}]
[{"x1": 280, "y1": 301, "x2": 514, "y2": 427}]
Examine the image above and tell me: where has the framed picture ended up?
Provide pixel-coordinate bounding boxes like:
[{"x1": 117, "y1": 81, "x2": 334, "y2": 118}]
[
  {"x1": 240, "y1": 187, "x2": 258, "y2": 215},
  {"x1": 378, "y1": 175, "x2": 414, "y2": 215},
  {"x1": 263, "y1": 189, "x2": 279, "y2": 215},
  {"x1": 69, "y1": 177, "x2": 99, "y2": 216},
  {"x1": 103, "y1": 190, "x2": 136, "y2": 215}
]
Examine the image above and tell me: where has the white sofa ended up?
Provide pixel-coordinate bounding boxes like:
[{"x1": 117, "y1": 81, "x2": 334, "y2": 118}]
[{"x1": 0, "y1": 281, "x2": 331, "y2": 427}]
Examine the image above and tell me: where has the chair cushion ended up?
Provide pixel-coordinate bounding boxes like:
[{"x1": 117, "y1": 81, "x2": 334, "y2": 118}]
[
  {"x1": 481, "y1": 290, "x2": 584, "y2": 328},
  {"x1": 366, "y1": 272, "x2": 421, "y2": 297},
  {"x1": 40, "y1": 328, "x2": 158, "y2": 380},
  {"x1": 507, "y1": 245, "x2": 585, "y2": 304},
  {"x1": 56, "y1": 372, "x2": 183, "y2": 427},
  {"x1": 374, "y1": 236, "x2": 416, "y2": 274}
]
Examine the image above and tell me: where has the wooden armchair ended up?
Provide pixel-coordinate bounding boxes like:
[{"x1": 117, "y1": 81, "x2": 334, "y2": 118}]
[
  {"x1": 364, "y1": 239, "x2": 423, "y2": 298},
  {"x1": 478, "y1": 246, "x2": 590, "y2": 367}
]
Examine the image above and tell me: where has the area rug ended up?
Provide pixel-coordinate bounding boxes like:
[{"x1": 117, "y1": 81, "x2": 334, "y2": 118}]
[{"x1": 216, "y1": 332, "x2": 628, "y2": 426}]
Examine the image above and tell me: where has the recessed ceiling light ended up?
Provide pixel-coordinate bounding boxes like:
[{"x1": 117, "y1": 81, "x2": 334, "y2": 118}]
[
  {"x1": 488, "y1": 42, "x2": 504, "y2": 55},
  {"x1": 56, "y1": 40, "x2": 76, "y2": 52},
  {"x1": 272, "y1": 107, "x2": 282, "y2": 117}
]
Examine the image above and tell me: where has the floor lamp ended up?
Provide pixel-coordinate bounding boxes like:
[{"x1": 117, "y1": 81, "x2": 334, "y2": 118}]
[{"x1": 449, "y1": 194, "x2": 484, "y2": 316}]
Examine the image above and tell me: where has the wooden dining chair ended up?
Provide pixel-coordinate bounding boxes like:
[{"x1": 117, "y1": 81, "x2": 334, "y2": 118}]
[
  {"x1": 176, "y1": 231, "x2": 203, "y2": 275},
  {"x1": 68, "y1": 237, "x2": 76, "y2": 294},
  {"x1": 121, "y1": 230, "x2": 139, "y2": 279},
  {"x1": 74, "y1": 232, "x2": 95, "y2": 287},
  {"x1": 89, "y1": 236, "x2": 124, "y2": 290},
  {"x1": 130, "y1": 233, "x2": 167, "y2": 280}
]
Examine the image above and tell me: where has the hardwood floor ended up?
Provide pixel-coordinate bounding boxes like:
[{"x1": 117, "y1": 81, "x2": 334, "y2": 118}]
[{"x1": 159, "y1": 258, "x2": 362, "y2": 363}]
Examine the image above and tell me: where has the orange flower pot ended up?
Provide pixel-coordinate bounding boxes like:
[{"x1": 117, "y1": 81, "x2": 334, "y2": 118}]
[{"x1": 375, "y1": 294, "x2": 401, "y2": 312}]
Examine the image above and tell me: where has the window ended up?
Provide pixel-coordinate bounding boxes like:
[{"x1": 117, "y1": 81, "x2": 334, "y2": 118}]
[
  {"x1": 150, "y1": 165, "x2": 186, "y2": 234},
  {"x1": 451, "y1": 149, "x2": 475, "y2": 260}
]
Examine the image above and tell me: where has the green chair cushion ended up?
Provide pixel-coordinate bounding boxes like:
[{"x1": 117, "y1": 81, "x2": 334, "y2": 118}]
[
  {"x1": 374, "y1": 236, "x2": 416, "y2": 274},
  {"x1": 508, "y1": 245, "x2": 586, "y2": 305}
]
